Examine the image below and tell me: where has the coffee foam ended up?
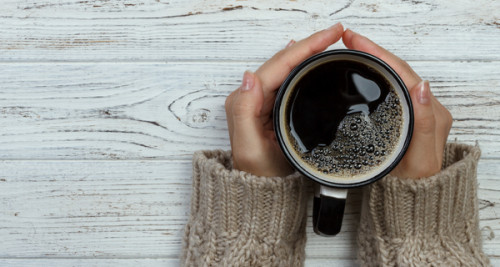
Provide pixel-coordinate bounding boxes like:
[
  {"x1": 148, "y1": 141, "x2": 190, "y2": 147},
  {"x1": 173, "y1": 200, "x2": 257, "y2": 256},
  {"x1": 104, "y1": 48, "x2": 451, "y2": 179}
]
[
  {"x1": 279, "y1": 55, "x2": 410, "y2": 185},
  {"x1": 287, "y1": 90, "x2": 402, "y2": 177}
]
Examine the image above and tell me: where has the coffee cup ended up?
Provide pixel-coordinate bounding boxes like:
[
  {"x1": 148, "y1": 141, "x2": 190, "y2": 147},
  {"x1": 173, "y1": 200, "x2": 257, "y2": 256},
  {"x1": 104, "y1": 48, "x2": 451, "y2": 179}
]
[{"x1": 273, "y1": 49, "x2": 413, "y2": 236}]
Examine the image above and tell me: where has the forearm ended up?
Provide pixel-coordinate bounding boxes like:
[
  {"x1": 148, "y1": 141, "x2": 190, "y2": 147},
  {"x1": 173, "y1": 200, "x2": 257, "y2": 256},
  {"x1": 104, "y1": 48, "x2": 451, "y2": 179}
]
[
  {"x1": 358, "y1": 143, "x2": 490, "y2": 266},
  {"x1": 181, "y1": 150, "x2": 310, "y2": 267}
]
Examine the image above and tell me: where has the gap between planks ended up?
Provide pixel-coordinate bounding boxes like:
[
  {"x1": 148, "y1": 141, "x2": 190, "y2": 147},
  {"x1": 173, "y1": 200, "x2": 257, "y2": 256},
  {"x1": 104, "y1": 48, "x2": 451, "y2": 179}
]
[
  {"x1": 0, "y1": 59, "x2": 497, "y2": 64},
  {"x1": 1, "y1": 157, "x2": 500, "y2": 161}
]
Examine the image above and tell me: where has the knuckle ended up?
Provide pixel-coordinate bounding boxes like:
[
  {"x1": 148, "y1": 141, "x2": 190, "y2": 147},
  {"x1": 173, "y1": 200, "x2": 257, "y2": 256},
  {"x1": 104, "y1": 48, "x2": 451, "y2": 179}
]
[
  {"x1": 232, "y1": 101, "x2": 254, "y2": 118},
  {"x1": 272, "y1": 49, "x2": 287, "y2": 63},
  {"x1": 269, "y1": 47, "x2": 299, "y2": 74},
  {"x1": 415, "y1": 113, "x2": 436, "y2": 133},
  {"x1": 307, "y1": 35, "x2": 325, "y2": 55}
]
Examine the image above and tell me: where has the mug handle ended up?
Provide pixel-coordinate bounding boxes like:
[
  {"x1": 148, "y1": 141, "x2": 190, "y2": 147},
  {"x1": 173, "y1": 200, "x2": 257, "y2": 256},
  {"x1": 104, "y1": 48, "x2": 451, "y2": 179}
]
[{"x1": 313, "y1": 185, "x2": 348, "y2": 236}]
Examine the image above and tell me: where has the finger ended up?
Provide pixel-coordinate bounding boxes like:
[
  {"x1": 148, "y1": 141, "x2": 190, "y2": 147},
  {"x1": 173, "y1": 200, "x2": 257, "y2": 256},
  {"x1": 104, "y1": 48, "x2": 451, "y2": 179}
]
[
  {"x1": 255, "y1": 23, "x2": 344, "y2": 117},
  {"x1": 256, "y1": 23, "x2": 344, "y2": 97},
  {"x1": 405, "y1": 80, "x2": 440, "y2": 178},
  {"x1": 342, "y1": 29, "x2": 422, "y2": 90},
  {"x1": 429, "y1": 93, "x2": 453, "y2": 160},
  {"x1": 229, "y1": 71, "x2": 266, "y2": 162}
]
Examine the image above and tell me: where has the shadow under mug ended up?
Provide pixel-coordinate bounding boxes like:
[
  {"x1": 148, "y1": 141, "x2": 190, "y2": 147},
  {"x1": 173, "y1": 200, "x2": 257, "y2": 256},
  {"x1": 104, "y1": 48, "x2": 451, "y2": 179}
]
[{"x1": 273, "y1": 49, "x2": 414, "y2": 236}]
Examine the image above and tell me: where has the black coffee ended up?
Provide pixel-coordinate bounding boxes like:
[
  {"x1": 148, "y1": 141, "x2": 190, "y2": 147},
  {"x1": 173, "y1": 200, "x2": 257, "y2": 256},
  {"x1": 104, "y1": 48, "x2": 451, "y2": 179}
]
[{"x1": 285, "y1": 60, "x2": 403, "y2": 177}]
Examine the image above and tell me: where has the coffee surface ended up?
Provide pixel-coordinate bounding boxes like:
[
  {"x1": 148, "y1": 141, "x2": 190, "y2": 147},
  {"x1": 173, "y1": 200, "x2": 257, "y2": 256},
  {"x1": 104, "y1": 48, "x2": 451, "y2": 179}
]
[{"x1": 285, "y1": 60, "x2": 403, "y2": 177}]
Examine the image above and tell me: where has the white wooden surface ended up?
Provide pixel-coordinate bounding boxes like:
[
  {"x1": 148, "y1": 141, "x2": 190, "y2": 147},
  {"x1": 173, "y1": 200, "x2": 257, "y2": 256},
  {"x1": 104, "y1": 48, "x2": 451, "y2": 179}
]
[{"x1": 0, "y1": 0, "x2": 499, "y2": 266}]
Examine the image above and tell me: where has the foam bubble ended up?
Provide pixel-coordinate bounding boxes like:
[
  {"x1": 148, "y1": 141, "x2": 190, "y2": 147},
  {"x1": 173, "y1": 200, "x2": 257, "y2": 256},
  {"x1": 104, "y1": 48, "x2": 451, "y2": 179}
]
[{"x1": 290, "y1": 89, "x2": 403, "y2": 177}]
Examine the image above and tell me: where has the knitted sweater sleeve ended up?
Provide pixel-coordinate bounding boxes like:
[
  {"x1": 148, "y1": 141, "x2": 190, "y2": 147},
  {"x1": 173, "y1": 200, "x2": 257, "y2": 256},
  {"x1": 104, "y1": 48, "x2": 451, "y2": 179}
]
[
  {"x1": 357, "y1": 143, "x2": 491, "y2": 266},
  {"x1": 180, "y1": 150, "x2": 309, "y2": 267}
]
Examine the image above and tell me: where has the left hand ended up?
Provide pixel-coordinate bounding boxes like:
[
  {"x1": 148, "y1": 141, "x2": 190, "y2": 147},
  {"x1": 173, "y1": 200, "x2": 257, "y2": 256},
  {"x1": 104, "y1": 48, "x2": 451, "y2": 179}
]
[{"x1": 225, "y1": 23, "x2": 345, "y2": 177}]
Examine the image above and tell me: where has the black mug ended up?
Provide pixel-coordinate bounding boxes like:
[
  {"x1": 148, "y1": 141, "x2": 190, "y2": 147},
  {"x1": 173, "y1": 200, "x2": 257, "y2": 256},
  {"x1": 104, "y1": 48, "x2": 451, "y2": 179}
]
[{"x1": 273, "y1": 50, "x2": 413, "y2": 236}]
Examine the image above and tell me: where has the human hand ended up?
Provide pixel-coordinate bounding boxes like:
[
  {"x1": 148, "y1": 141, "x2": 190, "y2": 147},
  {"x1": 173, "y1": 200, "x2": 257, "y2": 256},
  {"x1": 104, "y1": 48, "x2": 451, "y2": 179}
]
[
  {"x1": 342, "y1": 29, "x2": 453, "y2": 179},
  {"x1": 225, "y1": 23, "x2": 344, "y2": 177}
]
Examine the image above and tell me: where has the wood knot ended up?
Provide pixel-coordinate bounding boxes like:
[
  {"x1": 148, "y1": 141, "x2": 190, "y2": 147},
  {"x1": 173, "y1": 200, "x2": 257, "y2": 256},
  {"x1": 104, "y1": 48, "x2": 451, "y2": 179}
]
[
  {"x1": 481, "y1": 226, "x2": 495, "y2": 241},
  {"x1": 189, "y1": 108, "x2": 210, "y2": 125}
]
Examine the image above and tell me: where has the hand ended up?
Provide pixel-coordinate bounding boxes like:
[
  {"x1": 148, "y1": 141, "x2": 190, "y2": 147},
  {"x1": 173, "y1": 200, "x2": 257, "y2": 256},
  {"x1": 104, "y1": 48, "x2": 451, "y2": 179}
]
[
  {"x1": 342, "y1": 29, "x2": 453, "y2": 179},
  {"x1": 225, "y1": 23, "x2": 345, "y2": 177}
]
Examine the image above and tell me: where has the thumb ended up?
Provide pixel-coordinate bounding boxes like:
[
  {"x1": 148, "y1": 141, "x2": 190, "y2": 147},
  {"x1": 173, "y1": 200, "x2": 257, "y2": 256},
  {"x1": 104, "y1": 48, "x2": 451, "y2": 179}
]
[
  {"x1": 230, "y1": 71, "x2": 265, "y2": 154},
  {"x1": 411, "y1": 80, "x2": 436, "y2": 140},
  {"x1": 403, "y1": 80, "x2": 439, "y2": 177}
]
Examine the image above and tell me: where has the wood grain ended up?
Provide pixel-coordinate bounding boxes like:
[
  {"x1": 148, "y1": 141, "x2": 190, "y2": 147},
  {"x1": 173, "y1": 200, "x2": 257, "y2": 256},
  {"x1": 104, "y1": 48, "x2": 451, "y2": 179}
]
[
  {"x1": 0, "y1": 259, "x2": 360, "y2": 267},
  {"x1": 0, "y1": 0, "x2": 499, "y2": 62},
  {"x1": 1, "y1": 258, "x2": 498, "y2": 267},
  {"x1": 0, "y1": 259, "x2": 179, "y2": 267},
  {"x1": 1, "y1": 0, "x2": 499, "y2": 265},
  {"x1": 0, "y1": 160, "x2": 498, "y2": 260},
  {"x1": 0, "y1": 61, "x2": 499, "y2": 160}
]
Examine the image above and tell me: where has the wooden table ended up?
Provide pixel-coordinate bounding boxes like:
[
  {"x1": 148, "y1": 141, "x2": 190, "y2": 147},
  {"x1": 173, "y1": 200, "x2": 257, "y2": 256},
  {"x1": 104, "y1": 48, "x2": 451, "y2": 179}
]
[{"x1": 1, "y1": 0, "x2": 499, "y2": 266}]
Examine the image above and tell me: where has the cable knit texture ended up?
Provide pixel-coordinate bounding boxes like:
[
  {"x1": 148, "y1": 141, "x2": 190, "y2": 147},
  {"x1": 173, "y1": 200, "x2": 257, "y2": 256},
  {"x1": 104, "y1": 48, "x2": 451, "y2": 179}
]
[
  {"x1": 181, "y1": 144, "x2": 490, "y2": 266},
  {"x1": 358, "y1": 143, "x2": 491, "y2": 266},
  {"x1": 181, "y1": 150, "x2": 310, "y2": 267}
]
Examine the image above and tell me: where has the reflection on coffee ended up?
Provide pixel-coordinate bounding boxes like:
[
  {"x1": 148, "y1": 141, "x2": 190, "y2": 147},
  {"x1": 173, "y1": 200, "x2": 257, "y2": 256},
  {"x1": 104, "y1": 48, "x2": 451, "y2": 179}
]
[{"x1": 285, "y1": 60, "x2": 403, "y2": 177}]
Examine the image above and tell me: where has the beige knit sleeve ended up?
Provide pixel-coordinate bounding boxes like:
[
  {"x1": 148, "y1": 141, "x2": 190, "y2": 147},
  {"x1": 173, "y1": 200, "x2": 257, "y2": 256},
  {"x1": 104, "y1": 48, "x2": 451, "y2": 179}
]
[
  {"x1": 357, "y1": 143, "x2": 491, "y2": 266},
  {"x1": 180, "y1": 150, "x2": 309, "y2": 267}
]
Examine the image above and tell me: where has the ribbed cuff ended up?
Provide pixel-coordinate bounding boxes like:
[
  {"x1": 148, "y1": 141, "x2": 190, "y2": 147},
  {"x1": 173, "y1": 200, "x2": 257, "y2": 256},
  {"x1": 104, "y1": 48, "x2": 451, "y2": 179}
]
[
  {"x1": 181, "y1": 150, "x2": 309, "y2": 267},
  {"x1": 358, "y1": 143, "x2": 490, "y2": 266}
]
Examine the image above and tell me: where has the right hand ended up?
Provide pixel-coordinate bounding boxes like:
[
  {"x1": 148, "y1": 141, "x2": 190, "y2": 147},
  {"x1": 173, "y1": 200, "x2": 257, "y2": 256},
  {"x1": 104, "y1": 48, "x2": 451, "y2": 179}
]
[{"x1": 342, "y1": 29, "x2": 453, "y2": 179}]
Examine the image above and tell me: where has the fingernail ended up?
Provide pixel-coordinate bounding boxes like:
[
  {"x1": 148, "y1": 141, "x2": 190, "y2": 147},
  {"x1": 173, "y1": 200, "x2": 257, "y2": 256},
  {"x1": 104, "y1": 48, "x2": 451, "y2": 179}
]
[
  {"x1": 286, "y1": 39, "x2": 296, "y2": 48},
  {"x1": 418, "y1": 80, "x2": 431, "y2": 105},
  {"x1": 328, "y1": 22, "x2": 342, "y2": 30},
  {"x1": 241, "y1": 71, "x2": 254, "y2": 91}
]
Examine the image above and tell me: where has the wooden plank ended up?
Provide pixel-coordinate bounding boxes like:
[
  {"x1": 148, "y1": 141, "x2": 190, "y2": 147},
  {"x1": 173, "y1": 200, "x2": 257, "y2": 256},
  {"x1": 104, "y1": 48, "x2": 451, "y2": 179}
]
[
  {"x1": 1, "y1": 258, "x2": 498, "y2": 267},
  {"x1": 0, "y1": 258, "x2": 357, "y2": 267},
  {"x1": 0, "y1": 160, "x2": 498, "y2": 259},
  {"x1": 0, "y1": 61, "x2": 499, "y2": 160},
  {"x1": 306, "y1": 259, "x2": 359, "y2": 267},
  {"x1": 0, "y1": 259, "x2": 179, "y2": 267},
  {"x1": 1, "y1": 0, "x2": 499, "y2": 264},
  {"x1": 0, "y1": 0, "x2": 498, "y2": 62}
]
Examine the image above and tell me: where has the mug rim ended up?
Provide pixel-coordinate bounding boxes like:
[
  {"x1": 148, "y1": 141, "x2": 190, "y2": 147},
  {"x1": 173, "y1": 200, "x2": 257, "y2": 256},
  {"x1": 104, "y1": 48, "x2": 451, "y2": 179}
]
[{"x1": 273, "y1": 49, "x2": 414, "y2": 188}]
